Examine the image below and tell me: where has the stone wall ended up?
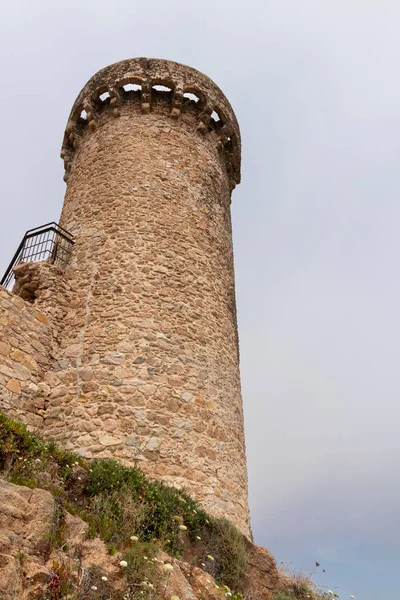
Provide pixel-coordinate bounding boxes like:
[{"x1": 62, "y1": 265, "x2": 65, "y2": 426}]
[{"x1": 0, "y1": 287, "x2": 56, "y2": 428}]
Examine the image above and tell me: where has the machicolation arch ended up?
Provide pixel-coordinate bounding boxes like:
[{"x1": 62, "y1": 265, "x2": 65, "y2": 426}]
[{"x1": 61, "y1": 58, "x2": 240, "y2": 190}]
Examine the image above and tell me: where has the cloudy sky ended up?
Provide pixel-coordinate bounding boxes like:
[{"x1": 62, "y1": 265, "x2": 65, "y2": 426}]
[{"x1": 1, "y1": 1, "x2": 399, "y2": 598}]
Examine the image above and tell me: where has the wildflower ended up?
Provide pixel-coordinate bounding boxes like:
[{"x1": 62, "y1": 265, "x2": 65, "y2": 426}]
[
  {"x1": 119, "y1": 560, "x2": 128, "y2": 568},
  {"x1": 179, "y1": 525, "x2": 187, "y2": 531},
  {"x1": 205, "y1": 519, "x2": 209, "y2": 524},
  {"x1": 207, "y1": 555, "x2": 215, "y2": 561},
  {"x1": 91, "y1": 586, "x2": 98, "y2": 591},
  {"x1": 101, "y1": 576, "x2": 108, "y2": 581},
  {"x1": 130, "y1": 535, "x2": 139, "y2": 542},
  {"x1": 141, "y1": 581, "x2": 148, "y2": 587},
  {"x1": 143, "y1": 556, "x2": 148, "y2": 560},
  {"x1": 77, "y1": 477, "x2": 82, "y2": 481},
  {"x1": 226, "y1": 594, "x2": 232, "y2": 597},
  {"x1": 196, "y1": 536, "x2": 201, "y2": 540},
  {"x1": 201, "y1": 563, "x2": 205, "y2": 567},
  {"x1": 193, "y1": 509, "x2": 197, "y2": 513},
  {"x1": 223, "y1": 586, "x2": 230, "y2": 592},
  {"x1": 148, "y1": 583, "x2": 154, "y2": 589},
  {"x1": 163, "y1": 563, "x2": 174, "y2": 574},
  {"x1": 173, "y1": 515, "x2": 183, "y2": 523}
]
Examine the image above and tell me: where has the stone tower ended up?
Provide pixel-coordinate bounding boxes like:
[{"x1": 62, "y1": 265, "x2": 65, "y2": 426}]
[{"x1": 52, "y1": 58, "x2": 249, "y2": 536}]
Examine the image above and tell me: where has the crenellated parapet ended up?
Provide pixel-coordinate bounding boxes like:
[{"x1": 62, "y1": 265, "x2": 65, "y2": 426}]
[{"x1": 61, "y1": 57, "x2": 241, "y2": 190}]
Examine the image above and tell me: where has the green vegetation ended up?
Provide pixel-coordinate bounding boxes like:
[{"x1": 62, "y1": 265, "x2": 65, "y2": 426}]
[
  {"x1": 1, "y1": 412, "x2": 337, "y2": 600},
  {"x1": 0, "y1": 411, "x2": 247, "y2": 593}
]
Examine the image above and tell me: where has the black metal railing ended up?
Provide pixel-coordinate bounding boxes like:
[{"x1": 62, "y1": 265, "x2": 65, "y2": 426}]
[{"x1": 1, "y1": 222, "x2": 74, "y2": 291}]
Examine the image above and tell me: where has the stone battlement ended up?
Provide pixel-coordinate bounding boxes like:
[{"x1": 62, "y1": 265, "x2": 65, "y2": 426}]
[{"x1": 61, "y1": 58, "x2": 241, "y2": 189}]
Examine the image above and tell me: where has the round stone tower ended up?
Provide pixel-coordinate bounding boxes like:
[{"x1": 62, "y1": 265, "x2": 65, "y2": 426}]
[{"x1": 53, "y1": 58, "x2": 250, "y2": 536}]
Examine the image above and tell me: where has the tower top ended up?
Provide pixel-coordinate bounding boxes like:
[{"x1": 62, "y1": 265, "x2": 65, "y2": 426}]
[{"x1": 61, "y1": 58, "x2": 241, "y2": 189}]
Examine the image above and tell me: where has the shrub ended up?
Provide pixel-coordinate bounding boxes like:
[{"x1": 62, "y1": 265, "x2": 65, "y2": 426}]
[{"x1": 0, "y1": 412, "x2": 248, "y2": 592}]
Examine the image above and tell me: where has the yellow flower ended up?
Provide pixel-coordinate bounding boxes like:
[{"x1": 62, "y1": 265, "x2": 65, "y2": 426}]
[
  {"x1": 163, "y1": 563, "x2": 174, "y2": 574},
  {"x1": 179, "y1": 525, "x2": 188, "y2": 531},
  {"x1": 173, "y1": 516, "x2": 183, "y2": 523},
  {"x1": 130, "y1": 535, "x2": 139, "y2": 543},
  {"x1": 207, "y1": 555, "x2": 215, "y2": 561}
]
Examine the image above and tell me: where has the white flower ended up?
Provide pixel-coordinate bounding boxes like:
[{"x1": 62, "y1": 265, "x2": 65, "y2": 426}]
[
  {"x1": 163, "y1": 563, "x2": 174, "y2": 574},
  {"x1": 119, "y1": 560, "x2": 128, "y2": 568},
  {"x1": 143, "y1": 556, "x2": 148, "y2": 560},
  {"x1": 196, "y1": 536, "x2": 201, "y2": 540},
  {"x1": 130, "y1": 535, "x2": 139, "y2": 542},
  {"x1": 101, "y1": 576, "x2": 108, "y2": 581},
  {"x1": 179, "y1": 525, "x2": 187, "y2": 531},
  {"x1": 207, "y1": 555, "x2": 215, "y2": 561},
  {"x1": 91, "y1": 586, "x2": 98, "y2": 591}
]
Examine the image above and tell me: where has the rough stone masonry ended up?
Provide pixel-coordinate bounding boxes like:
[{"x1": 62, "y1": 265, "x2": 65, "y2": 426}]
[{"x1": 0, "y1": 58, "x2": 251, "y2": 537}]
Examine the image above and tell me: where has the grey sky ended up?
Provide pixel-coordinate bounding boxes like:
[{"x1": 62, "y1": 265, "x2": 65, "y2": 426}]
[{"x1": 1, "y1": 1, "x2": 399, "y2": 598}]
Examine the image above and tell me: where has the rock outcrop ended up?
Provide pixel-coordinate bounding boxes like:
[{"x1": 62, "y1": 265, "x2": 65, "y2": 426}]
[{"x1": 0, "y1": 479, "x2": 281, "y2": 600}]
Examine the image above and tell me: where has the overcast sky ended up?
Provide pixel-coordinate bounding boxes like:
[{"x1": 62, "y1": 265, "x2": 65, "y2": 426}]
[{"x1": 1, "y1": 2, "x2": 399, "y2": 598}]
